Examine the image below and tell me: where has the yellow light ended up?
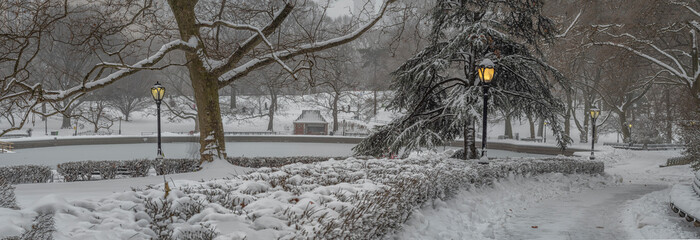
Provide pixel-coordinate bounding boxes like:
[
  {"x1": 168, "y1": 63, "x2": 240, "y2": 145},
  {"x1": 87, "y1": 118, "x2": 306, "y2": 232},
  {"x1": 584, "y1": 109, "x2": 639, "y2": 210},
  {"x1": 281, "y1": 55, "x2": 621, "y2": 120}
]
[
  {"x1": 477, "y1": 59, "x2": 495, "y2": 83},
  {"x1": 151, "y1": 82, "x2": 166, "y2": 102},
  {"x1": 628, "y1": 123, "x2": 632, "y2": 128},
  {"x1": 478, "y1": 67, "x2": 494, "y2": 83},
  {"x1": 589, "y1": 107, "x2": 600, "y2": 120}
]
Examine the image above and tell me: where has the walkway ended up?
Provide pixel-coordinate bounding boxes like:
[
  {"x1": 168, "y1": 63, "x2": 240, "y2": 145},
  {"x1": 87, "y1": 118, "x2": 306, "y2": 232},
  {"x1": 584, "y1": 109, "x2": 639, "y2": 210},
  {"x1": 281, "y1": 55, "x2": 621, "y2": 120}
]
[{"x1": 495, "y1": 184, "x2": 666, "y2": 240}]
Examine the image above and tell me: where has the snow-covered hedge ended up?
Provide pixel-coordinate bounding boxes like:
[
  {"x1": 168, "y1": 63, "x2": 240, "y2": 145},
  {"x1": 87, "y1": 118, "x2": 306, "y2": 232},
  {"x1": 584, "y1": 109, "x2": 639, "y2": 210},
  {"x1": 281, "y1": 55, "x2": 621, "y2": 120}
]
[
  {"x1": 0, "y1": 178, "x2": 18, "y2": 209},
  {"x1": 0, "y1": 165, "x2": 52, "y2": 184},
  {"x1": 153, "y1": 158, "x2": 200, "y2": 175},
  {"x1": 57, "y1": 159, "x2": 198, "y2": 182},
  {"x1": 44, "y1": 155, "x2": 599, "y2": 239},
  {"x1": 226, "y1": 156, "x2": 345, "y2": 168}
]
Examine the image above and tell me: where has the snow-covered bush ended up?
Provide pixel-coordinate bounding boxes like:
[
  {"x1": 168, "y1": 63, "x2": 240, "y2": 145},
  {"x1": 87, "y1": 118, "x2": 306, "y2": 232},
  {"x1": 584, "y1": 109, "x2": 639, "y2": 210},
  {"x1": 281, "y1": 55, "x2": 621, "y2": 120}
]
[
  {"x1": 226, "y1": 156, "x2": 345, "y2": 168},
  {"x1": 154, "y1": 156, "x2": 603, "y2": 239},
  {"x1": 3, "y1": 156, "x2": 602, "y2": 238},
  {"x1": 3, "y1": 212, "x2": 56, "y2": 240},
  {"x1": 680, "y1": 120, "x2": 700, "y2": 170},
  {"x1": 56, "y1": 161, "x2": 97, "y2": 182},
  {"x1": 122, "y1": 159, "x2": 152, "y2": 177},
  {"x1": 153, "y1": 159, "x2": 200, "y2": 175},
  {"x1": 96, "y1": 161, "x2": 120, "y2": 180},
  {"x1": 0, "y1": 165, "x2": 52, "y2": 184},
  {"x1": 0, "y1": 178, "x2": 18, "y2": 209}
]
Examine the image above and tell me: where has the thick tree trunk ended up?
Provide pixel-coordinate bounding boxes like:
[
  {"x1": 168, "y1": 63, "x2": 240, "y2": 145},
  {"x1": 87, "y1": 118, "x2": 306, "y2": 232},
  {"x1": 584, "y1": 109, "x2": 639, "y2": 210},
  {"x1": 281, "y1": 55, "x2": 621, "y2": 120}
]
[
  {"x1": 527, "y1": 114, "x2": 535, "y2": 138},
  {"x1": 564, "y1": 94, "x2": 572, "y2": 139},
  {"x1": 464, "y1": 118, "x2": 478, "y2": 159},
  {"x1": 61, "y1": 111, "x2": 72, "y2": 129},
  {"x1": 169, "y1": 0, "x2": 226, "y2": 162},
  {"x1": 504, "y1": 113, "x2": 513, "y2": 139},
  {"x1": 537, "y1": 118, "x2": 544, "y2": 137},
  {"x1": 580, "y1": 103, "x2": 590, "y2": 144}
]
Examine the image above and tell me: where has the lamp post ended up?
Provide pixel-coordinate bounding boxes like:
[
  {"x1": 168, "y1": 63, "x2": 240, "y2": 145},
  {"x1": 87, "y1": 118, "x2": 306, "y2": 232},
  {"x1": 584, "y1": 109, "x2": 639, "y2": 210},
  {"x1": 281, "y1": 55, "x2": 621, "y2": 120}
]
[
  {"x1": 151, "y1": 82, "x2": 166, "y2": 160},
  {"x1": 589, "y1": 107, "x2": 600, "y2": 160},
  {"x1": 627, "y1": 123, "x2": 633, "y2": 143},
  {"x1": 477, "y1": 59, "x2": 495, "y2": 164},
  {"x1": 543, "y1": 121, "x2": 549, "y2": 143},
  {"x1": 119, "y1": 117, "x2": 122, "y2": 135}
]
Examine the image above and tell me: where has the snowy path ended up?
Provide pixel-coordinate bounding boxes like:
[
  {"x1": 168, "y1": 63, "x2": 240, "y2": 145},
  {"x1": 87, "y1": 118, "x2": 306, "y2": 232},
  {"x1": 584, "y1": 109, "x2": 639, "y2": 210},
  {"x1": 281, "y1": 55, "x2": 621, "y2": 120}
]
[
  {"x1": 495, "y1": 184, "x2": 665, "y2": 240},
  {"x1": 393, "y1": 149, "x2": 697, "y2": 239}
]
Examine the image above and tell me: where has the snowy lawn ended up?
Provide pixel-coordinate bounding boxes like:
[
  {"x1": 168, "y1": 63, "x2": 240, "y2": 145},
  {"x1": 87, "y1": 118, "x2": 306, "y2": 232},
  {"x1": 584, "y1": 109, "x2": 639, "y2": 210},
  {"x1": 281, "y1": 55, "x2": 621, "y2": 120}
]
[{"x1": 1, "y1": 154, "x2": 602, "y2": 239}]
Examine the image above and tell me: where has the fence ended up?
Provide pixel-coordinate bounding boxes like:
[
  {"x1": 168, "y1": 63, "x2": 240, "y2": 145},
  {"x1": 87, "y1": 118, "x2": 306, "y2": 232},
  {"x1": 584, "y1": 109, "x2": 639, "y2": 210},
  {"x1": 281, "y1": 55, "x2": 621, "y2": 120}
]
[{"x1": 603, "y1": 142, "x2": 684, "y2": 150}]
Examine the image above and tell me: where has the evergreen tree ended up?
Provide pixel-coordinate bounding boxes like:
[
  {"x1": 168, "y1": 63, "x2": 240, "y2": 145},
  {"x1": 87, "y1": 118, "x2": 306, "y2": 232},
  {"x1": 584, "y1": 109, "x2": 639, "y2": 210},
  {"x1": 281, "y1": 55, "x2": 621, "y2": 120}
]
[{"x1": 354, "y1": 0, "x2": 572, "y2": 158}]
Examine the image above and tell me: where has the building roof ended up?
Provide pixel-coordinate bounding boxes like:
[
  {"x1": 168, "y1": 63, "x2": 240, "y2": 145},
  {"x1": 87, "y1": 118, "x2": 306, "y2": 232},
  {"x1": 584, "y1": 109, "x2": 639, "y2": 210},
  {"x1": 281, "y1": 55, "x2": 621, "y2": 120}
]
[{"x1": 294, "y1": 110, "x2": 327, "y2": 124}]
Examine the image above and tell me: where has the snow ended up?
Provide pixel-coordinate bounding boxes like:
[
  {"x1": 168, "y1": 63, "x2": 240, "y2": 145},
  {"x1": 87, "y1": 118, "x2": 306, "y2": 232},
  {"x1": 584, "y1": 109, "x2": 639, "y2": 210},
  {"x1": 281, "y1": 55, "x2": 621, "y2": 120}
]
[
  {"x1": 13, "y1": 160, "x2": 251, "y2": 208},
  {"x1": 624, "y1": 187, "x2": 699, "y2": 239},
  {"x1": 391, "y1": 173, "x2": 619, "y2": 239},
  {"x1": 393, "y1": 148, "x2": 696, "y2": 239}
]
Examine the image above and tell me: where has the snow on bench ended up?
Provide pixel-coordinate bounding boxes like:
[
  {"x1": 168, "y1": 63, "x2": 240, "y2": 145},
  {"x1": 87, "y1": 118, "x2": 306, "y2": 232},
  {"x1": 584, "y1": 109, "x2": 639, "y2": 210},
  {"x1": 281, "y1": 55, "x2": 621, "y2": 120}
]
[{"x1": 669, "y1": 171, "x2": 700, "y2": 226}]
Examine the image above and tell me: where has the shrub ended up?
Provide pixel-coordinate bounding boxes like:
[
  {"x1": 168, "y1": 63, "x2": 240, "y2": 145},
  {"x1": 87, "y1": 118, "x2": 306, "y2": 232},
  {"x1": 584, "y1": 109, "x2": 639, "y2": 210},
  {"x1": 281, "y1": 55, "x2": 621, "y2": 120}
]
[
  {"x1": 0, "y1": 177, "x2": 19, "y2": 209},
  {"x1": 153, "y1": 159, "x2": 199, "y2": 175},
  {"x1": 226, "y1": 156, "x2": 344, "y2": 168},
  {"x1": 0, "y1": 165, "x2": 52, "y2": 184},
  {"x1": 122, "y1": 159, "x2": 152, "y2": 177}
]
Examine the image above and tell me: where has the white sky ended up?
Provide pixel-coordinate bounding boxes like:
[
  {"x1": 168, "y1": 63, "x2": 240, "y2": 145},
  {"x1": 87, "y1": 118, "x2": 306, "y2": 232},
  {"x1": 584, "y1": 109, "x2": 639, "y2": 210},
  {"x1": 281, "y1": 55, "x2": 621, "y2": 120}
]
[{"x1": 326, "y1": 0, "x2": 354, "y2": 18}]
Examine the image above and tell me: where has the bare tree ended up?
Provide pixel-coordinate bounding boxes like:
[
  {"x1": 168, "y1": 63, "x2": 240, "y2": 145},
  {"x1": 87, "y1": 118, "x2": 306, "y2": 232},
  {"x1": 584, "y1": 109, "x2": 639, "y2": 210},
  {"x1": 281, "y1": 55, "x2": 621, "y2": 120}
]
[{"x1": 0, "y1": 0, "x2": 398, "y2": 163}]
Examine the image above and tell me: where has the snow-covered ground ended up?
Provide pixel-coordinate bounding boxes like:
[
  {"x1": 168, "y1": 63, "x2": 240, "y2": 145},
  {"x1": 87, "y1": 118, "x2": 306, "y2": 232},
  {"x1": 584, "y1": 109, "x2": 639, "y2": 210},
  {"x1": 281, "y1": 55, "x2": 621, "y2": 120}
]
[
  {"x1": 391, "y1": 148, "x2": 697, "y2": 239},
  {"x1": 0, "y1": 142, "x2": 549, "y2": 168}
]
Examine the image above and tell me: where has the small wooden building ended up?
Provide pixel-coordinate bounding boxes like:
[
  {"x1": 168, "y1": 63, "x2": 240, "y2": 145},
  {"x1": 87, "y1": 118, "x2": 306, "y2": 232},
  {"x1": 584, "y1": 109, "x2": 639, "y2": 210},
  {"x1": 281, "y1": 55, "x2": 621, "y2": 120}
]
[{"x1": 293, "y1": 110, "x2": 328, "y2": 135}]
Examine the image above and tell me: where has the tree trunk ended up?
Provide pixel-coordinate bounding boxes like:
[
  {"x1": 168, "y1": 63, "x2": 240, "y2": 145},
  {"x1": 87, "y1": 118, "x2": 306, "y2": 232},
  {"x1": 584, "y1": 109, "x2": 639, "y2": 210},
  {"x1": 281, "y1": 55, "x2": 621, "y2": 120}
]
[
  {"x1": 537, "y1": 118, "x2": 544, "y2": 137},
  {"x1": 267, "y1": 88, "x2": 276, "y2": 132},
  {"x1": 464, "y1": 118, "x2": 478, "y2": 159},
  {"x1": 564, "y1": 93, "x2": 572, "y2": 139},
  {"x1": 61, "y1": 110, "x2": 72, "y2": 129},
  {"x1": 581, "y1": 102, "x2": 590, "y2": 144},
  {"x1": 373, "y1": 90, "x2": 377, "y2": 117},
  {"x1": 619, "y1": 112, "x2": 631, "y2": 143},
  {"x1": 169, "y1": 0, "x2": 226, "y2": 162},
  {"x1": 332, "y1": 92, "x2": 339, "y2": 133},
  {"x1": 665, "y1": 86, "x2": 672, "y2": 143},
  {"x1": 527, "y1": 114, "x2": 535, "y2": 138},
  {"x1": 230, "y1": 84, "x2": 236, "y2": 109},
  {"x1": 504, "y1": 113, "x2": 513, "y2": 139}
]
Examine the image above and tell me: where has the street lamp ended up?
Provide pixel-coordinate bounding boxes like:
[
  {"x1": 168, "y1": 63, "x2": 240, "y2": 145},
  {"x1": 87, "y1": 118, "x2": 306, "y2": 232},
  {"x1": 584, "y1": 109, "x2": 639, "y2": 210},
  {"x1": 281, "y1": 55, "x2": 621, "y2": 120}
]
[
  {"x1": 589, "y1": 107, "x2": 600, "y2": 160},
  {"x1": 627, "y1": 123, "x2": 633, "y2": 143},
  {"x1": 543, "y1": 121, "x2": 549, "y2": 143},
  {"x1": 151, "y1": 82, "x2": 166, "y2": 160},
  {"x1": 477, "y1": 58, "x2": 495, "y2": 164}
]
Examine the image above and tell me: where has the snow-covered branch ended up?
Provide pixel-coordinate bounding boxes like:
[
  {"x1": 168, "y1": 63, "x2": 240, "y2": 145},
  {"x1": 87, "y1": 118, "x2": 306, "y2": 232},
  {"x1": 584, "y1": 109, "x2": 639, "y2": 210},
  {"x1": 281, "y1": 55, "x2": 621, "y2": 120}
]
[
  {"x1": 42, "y1": 38, "x2": 197, "y2": 101},
  {"x1": 217, "y1": 0, "x2": 397, "y2": 87}
]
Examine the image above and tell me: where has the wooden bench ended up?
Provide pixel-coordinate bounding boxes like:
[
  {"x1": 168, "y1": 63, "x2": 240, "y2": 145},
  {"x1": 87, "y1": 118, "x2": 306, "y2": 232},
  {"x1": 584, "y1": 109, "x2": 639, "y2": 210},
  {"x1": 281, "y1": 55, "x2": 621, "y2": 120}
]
[
  {"x1": 521, "y1": 137, "x2": 543, "y2": 143},
  {"x1": 0, "y1": 141, "x2": 13, "y2": 153}
]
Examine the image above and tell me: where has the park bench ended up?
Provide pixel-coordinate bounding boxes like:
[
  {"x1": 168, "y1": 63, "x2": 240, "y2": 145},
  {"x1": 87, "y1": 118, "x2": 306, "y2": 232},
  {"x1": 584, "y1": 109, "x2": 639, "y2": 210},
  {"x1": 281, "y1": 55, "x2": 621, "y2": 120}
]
[
  {"x1": 0, "y1": 141, "x2": 13, "y2": 153},
  {"x1": 521, "y1": 137, "x2": 543, "y2": 143}
]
